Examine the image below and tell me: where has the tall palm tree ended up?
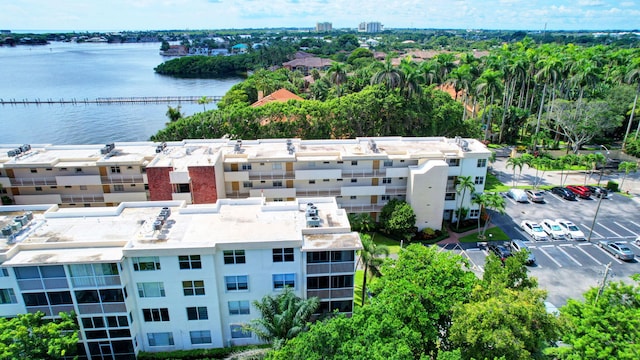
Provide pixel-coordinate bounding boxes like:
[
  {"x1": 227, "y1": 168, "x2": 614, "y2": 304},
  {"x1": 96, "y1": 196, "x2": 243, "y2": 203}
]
[
  {"x1": 624, "y1": 58, "x2": 640, "y2": 145},
  {"x1": 359, "y1": 234, "x2": 389, "y2": 306},
  {"x1": 418, "y1": 59, "x2": 439, "y2": 86},
  {"x1": 505, "y1": 156, "x2": 525, "y2": 188},
  {"x1": 480, "y1": 192, "x2": 506, "y2": 238},
  {"x1": 533, "y1": 53, "x2": 563, "y2": 147},
  {"x1": 245, "y1": 288, "x2": 319, "y2": 349},
  {"x1": 197, "y1": 96, "x2": 212, "y2": 111},
  {"x1": 456, "y1": 176, "x2": 476, "y2": 230},
  {"x1": 399, "y1": 59, "x2": 422, "y2": 99},
  {"x1": 371, "y1": 56, "x2": 403, "y2": 91},
  {"x1": 327, "y1": 62, "x2": 349, "y2": 97},
  {"x1": 165, "y1": 105, "x2": 183, "y2": 123},
  {"x1": 476, "y1": 69, "x2": 503, "y2": 141},
  {"x1": 618, "y1": 161, "x2": 638, "y2": 190}
]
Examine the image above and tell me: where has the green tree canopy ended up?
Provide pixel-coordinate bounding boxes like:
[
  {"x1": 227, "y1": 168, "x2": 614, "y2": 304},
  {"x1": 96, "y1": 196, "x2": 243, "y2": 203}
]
[
  {"x1": 0, "y1": 311, "x2": 78, "y2": 359},
  {"x1": 378, "y1": 199, "x2": 417, "y2": 238}
]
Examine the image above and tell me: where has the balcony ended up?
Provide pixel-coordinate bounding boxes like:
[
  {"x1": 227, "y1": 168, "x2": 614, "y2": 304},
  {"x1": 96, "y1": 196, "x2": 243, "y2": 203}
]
[
  {"x1": 10, "y1": 177, "x2": 57, "y2": 186},
  {"x1": 307, "y1": 288, "x2": 354, "y2": 299},
  {"x1": 386, "y1": 186, "x2": 407, "y2": 195},
  {"x1": 101, "y1": 175, "x2": 144, "y2": 184},
  {"x1": 338, "y1": 203, "x2": 385, "y2": 213},
  {"x1": 226, "y1": 191, "x2": 250, "y2": 199},
  {"x1": 248, "y1": 171, "x2": 295, "y2": 180},
  {"x1": 296, "y1": 189, "x2": 341, "y2": 197},
  {"x1": 70, "y1": 275, "x2": 121, "y2": 288},
  {"x1": 306, "y1": 261, "x2": 355, "y2": 274},
  {"x1": 61, "y1": 194, "x2": 105, "y2": 203},
  {"x1": 341, "y1": 169, "x2": 386, "y2": 178}
]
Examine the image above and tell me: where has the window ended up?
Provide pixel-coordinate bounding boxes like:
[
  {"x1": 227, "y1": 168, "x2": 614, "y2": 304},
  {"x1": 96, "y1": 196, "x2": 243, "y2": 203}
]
[
  {"x1": 143, "y1": 308, "x2": 170, "y2": 322},
  {"x1": 81, "y1": 316, "x2": 106, "y2": 329},
  {"x1": 0, "y1": 289, "x2": 17, "y2": 304},
  {"x1": 350, "y1": 196, "x2": 357, "y2": 200},
  {"x1": 223, "y1": 250, "x2": 246, "y2": 264},
  {"x1": 76, "y1": 168, "x2": 82, "y2": 173},
  {"x1": 132, "y1": 256, "x2": 160, "y2": 271},
  {"x1": 100, "y1": 289, "x2": 124, "y2": 303},
  {"x1": 470, "y1": 209, "x2": 480, "y2": 217},
  {"x1": 225, "y1": 276, "x2": 248, "y2": 291},
  {"x1": 445, "y1": 193, "x2": 456, "y2": 201},
  {"x1": 331, "y1": 275, "x2": 354, "y2": 288},
  {"x1": 0, "y1": 268, "x2": 8, "y2": 277},
  {"x1": 147, "y1": 332, "x2": 174, "y2": 346},
  {"x1": 30, "y1": 168, "x2": 37, "y2": 173},
  {"x1": 229, "y1": 301, "x2": 250, "y2": 315},
  {"x1": 272, "y1": 181, "x2": 282, "y2": 187},
  {"x1": 190, "y1": 330, "x2": 212, "y2": 344},
  {"x1": 381, "y1": 195, "x2": 390, "y2": 201},
  {"x1": 308, "y1": 180, "x2": 316, "y2": 184},
  {"x1": 107, "y1": 316, "x2": 129, "y2": 328},
  {"x1": 447, "y1": 158, "x2": 460, "y2": 167},
  {"x1": 323, "y1": 179, "x2": 330, "y2": 182},
  {"x1": 60, "y1": 167, "x2": 68, "y2": 171},
  {"x1": 47, "y1": 291, "x2": 73, "y2": 305},
  {"x1": 75, "y1": 290, "x2": 100, "y2": 304},
  {"x1": 113, "y1": 184, "x2": 124, "y2": 192},
  {"x1": 350, "y1": 178, "x2": 357, "y2": 183},
  {"x1": 383, "y1": 160, "x2": 393, "y2": 167},
  {"x1": 182, "y1": 280, "x2": 205, "y2": 296},
  {"x1": 176, "y1": 183, "x2": 190, "y2": 193},
  {"x1": 307, "y1": 276, "x2": 329, "y2": 289},
  {"x1": 186, "y1": 306, "x2": 208, "y2": 320},
  {"x1": 382, "y1": 177, "x2": 391, "y2": 184},
  {"x1": 331, "y1": 251, "x2": 355, "y2": 262},
  {"x1": 272, "y1": 248, "x2": 294, "y2": 262},
  {"x1": 241, "y1": 164, "x2": 252, "y2": 170},
  {"x1": 351, "y1": 161, "x2": 358, "y2": 166},
  {"x1": 272, "y1": 163, "x2": 282, "y2": 170},
  {"x1": 475, "y1": 176, "x2": 484, "y2": 185},
  {"x1": 273, "y1": 273, "x2": 295, "y2": 290},
  {"x1": 337, "y1": 178, "x2": 343, "y2": 182},
  {"x1": 110, "y1": 166, "x2": 121, "y2": 174},
  {"x1": 243, "y1": 181, "x2": 253, "y2": 188},
  {"x1": 137, "y1": 282, "x2": 165, "y2": 298},
  {"x1": 35, "y1": 187, "x2": 42, "y2": 191},
  {"x1": 230, "y1": 324, "x2": 251, "y2": 339},
  {"x1": 23, "y1": 292, "x2": 48, "y2": 306},
  {"x1": 323, "y1": 161, "x2": 330, "y2": 164},
  {"x1": 337, "y1": 161, "x2": 343, "y2": 164},
  {"x1": 45, "y1": 168, "x2": 52, "y2": 171},
  {"x1": 477, "y1": 158, "x2": 487, "y2": 167},
  {"x1": 179, "y1": 255, "x2": 202, "y2": 269}
]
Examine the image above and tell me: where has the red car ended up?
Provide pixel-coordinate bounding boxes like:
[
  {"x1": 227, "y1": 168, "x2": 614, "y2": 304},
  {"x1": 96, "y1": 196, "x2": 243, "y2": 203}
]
[{"x1": 566, "y1": 185, "x2": 591, "y2": 199}]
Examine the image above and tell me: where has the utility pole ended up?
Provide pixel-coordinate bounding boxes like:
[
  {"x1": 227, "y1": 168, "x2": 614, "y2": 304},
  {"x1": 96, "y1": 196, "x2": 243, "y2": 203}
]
[
  {"x1": 587, "y1": 192, "x2": 605, "y2": 242},
  {"x1": 594, "y1": 262, "x2": 612, "y2": 304}
]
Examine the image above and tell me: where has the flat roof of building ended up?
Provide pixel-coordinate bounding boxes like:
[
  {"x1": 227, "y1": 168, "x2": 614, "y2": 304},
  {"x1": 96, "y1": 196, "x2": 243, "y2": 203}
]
[{"x1": 0, "y1": 197, "x2": 361, "y2": 266}]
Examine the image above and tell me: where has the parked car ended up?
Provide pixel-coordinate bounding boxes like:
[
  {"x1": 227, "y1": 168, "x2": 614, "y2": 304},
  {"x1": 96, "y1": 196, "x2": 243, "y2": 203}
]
[
  {"x1": 520, "y1": 220, "x2": 550, "y2": 241},
  {"x1": 585, "y1": 185, "x2": 609, "y2": 198},
  {"x1": 488, "y1": 244, "x2": 512, "y2": 262},
  {"x1": 598, "y1": 240, "x2": 636, "y2": 261},
  {"x1": 566, "y1": 185, "x2": 592, "y2": 199},
  {"x1": 551, "y1": 187, "x2": 577, "y2": 200},
  {"x1": 636, "y1": 236, "x2": 640, "y2": 246},
  {"x1": 540, "y1": 219, "x2": 566, "y2": 240},
  {"x1": 507, "y1": 188, "x2": 528, "y2": 203},
  {"x1": 510, "y1": 239, "x2": 536, "y2": 265},
  {"x1": 525, "y1": 189, "x2": 545, "y2": 203},
  {"x1": 556, "y1": 219, "x2": 587, "y2": 241}
]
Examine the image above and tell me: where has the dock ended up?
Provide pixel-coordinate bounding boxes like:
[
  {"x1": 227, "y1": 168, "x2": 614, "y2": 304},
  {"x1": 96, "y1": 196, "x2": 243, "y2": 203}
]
[{"x1": 0, "y1": 96, "x2": 223, "y2": 105}]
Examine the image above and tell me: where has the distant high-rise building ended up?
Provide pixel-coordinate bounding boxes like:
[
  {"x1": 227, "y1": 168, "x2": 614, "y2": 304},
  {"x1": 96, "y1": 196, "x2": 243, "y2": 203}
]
[
  {"x1": 315, "y1": 22, "x2": 332, "y2": 32},
  {"x1": 358, "y1": 22, "x2": 384, "y2": 33}
]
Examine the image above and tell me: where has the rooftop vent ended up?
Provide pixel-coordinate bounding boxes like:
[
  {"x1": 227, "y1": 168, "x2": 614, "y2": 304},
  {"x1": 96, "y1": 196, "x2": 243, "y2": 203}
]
[
  {"x1": 460, "y1": 140, "x2": 470, "y2": 152},
  {"x1": 369, "y1": 139, "x2": 379, "y2": 153},
  {"x1": 233, "y1": 139, "x2": 243, "y2": 153},
  {"x1": 101, "y1": 142, "x2": 116, "y2": 155},
  {"x1": 286, "y1": 139, "x2": 295, "y2": 155},
  {"x1": 155, "y1": 142, "x2": 167, "y2": 154},
  {"x1": 306, "y1": 205, "x2": 318, "y2": 217},
  {"x1": 1, "y1": 226, "x2": 13, "y2": 237},
  {"x1": 306, "y1": 216, "x2": 321, "y2": 228},
  {"x1": 7, "y1": 144, "x2": 31, "y2": 157}
]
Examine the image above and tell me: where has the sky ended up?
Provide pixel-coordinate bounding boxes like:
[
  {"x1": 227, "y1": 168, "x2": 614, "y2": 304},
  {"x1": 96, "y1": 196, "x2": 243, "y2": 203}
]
[{"x1": 1, "y1": 0, "x2": 639, "y2": 32}]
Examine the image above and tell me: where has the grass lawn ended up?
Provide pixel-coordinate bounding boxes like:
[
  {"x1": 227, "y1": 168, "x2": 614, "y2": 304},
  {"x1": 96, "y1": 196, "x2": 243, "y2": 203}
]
[
  {"x1": 485, "y1": 172, "x2": 510, "y2": 192},
  {"x1": 354, "y1": 269, "x2": 364, "y2": 307},
  {"x1": 458, "y1": 226, "x2": 510, "y2": 243},
  {"x1": 371, "y1": 232, "x2": 401, "y2": 254}
]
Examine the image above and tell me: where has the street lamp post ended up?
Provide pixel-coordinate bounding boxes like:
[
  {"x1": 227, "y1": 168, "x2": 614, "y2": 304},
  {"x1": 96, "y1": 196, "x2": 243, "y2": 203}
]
[
  {"x1": 597, "y1": 145, "x2": 610, "y2": 187},
  {"x1": 587, "y1": 192, "x2": 605, "y2": 243}
]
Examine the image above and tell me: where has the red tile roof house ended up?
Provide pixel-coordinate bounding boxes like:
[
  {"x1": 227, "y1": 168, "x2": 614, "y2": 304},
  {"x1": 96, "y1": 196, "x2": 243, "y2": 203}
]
[
  {"x1": 250, "y1": 89, "x2": 304, "y2": 108},
  {"x1": 282, "y1": 57, "x2": 334, "y2": 76}
]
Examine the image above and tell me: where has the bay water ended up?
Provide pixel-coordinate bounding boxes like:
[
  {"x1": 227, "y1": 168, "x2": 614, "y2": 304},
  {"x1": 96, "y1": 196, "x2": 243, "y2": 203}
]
[{"x1": 0, "y1": 42, "x2": 243, "y2": 145}]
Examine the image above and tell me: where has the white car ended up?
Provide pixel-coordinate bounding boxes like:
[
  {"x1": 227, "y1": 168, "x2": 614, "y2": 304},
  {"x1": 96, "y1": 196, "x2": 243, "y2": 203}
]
[
  {"x1": 556, "y1": 219, "x2": 586, "y2": 241},
  {"x1": 540, "y1": 219, "x2": 566, "y2": 240},
  {"x1": 520, "y1": 220, "x2": 550, "y2": 241}
]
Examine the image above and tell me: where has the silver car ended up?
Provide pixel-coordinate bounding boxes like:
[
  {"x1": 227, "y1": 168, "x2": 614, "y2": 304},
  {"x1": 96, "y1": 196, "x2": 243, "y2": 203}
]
[
  {"x1": 510, "y1": 239, "x2": 536, "y2": 265},
  {"x1": 526, "y1": 190, "x2": 545, "y2": 203},
  {"x1": 598, "y1": 241, "x2": 635, "y2": 261}
]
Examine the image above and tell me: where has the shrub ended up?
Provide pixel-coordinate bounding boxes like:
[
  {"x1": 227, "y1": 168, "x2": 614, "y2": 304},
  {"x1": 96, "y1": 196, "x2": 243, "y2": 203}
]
[
  {"x1": 606, "y1": 180, "x2": 619, "y2": 192},
  {"x1": 137, "y1": 344, "x2": 270, "y2": 360}
]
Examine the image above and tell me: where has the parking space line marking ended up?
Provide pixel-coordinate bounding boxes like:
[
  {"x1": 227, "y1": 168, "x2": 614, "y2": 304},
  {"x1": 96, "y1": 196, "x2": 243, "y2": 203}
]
[
  {"x1": 599, "y1": 224, "x2": 622, "y2": 238},
  {"x1": 505, "y1": 196, "x2": 517, "y2": 205},
  {"x1": 557, "y1": 246, "x2": 582, "y2": 266},
  {"x1": 574, "y1": 244, "x2": 602, "y2": 266},
  {"x1": 580, "y1": 224, "x2": 603, "y2": 239},
  {"x1": 594, "y1": 244, "x2": 624, "y2": 264},
  {"x1": 550, "y1": 194, "x2": 566, "y2": 203},
  {"x1": 614, "y1": 222, "x2": 636, "y2": 236},
  {"x1": 538, "y1": 247, "x2": 562, "y2": 267},
  {"x1": 629, "y1": 220, "x2": 640, "y2": 229},
  {"x1": 631, "y1": 243, "x2": 640, "y2": 251}
]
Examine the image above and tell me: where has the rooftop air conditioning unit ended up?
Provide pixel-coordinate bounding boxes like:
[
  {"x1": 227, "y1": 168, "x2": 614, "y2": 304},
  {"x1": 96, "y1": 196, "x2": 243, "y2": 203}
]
[
  {"x1": 152, "y1": 220, "x2": 163, "y2": 231},
  {"x1": 7, "y1": 150, "x2": 17, "y2": 157},
  {"x1": 234, "y1": 139, "x2": 242, "y2": 152},
  {"x1": 14, "y1": 216, "x2": 28, "y2": 226},
  {"x1": 1, "y1": 226, "x2": 13, "y2": 237},
  {"x1": 25, "y1": 211, "x2": 34, "y2": 221},
  {"x1": 160, "y1": 207, "x2": 171, "y2": 218},
  {"x1": 306, "y1": 216, "x2": 321, "y2": 228},
  {"x1": 306, "y1": 205, "x2": 318, "y2": 217},
  {"x1": 11, "y1": 222, "x2": 22, "y2": 232}
]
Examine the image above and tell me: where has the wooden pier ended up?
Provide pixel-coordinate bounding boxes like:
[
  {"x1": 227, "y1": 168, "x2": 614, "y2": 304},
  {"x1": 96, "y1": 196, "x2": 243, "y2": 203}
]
[{"x1": 0, "y1": 96, "x2": 223, "y2": 105}]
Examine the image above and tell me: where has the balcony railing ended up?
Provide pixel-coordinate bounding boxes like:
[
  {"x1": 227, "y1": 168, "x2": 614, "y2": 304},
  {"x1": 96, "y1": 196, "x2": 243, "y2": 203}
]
[
  {"x1": 101, "y1": 175, "x2": 144, "y2": 184},
  {"x1": 61, "y1": 194, "x2": 105, "y2": 203},
  {"x1": 10, "y1": 177, "x2": 57, "y2": 186},
  {"x1": 341, "y1": 169, "x2": 387, "y2": 178},
  {"x1": 307, "y1": 287, "x2": 354, "y2": 299},
  {"x1": 338, "y1": 204, "x2": 385, "y2": 213},
  {"x1": 306, "y1": 261, "x2": 355, "y2": 275},
  {"x1": 225, "y1": 191, "x2": 250, "y2": 199},
  {"x1": 385, "y1": 186, "x2": 407, "y2": 195},
  {"x1": 296, "y1": 189, "x2": 341, "y2": 197},
  {"x1": 70, "y1": 275, "x2": 121, "y2": 288},
  {"x1": 248, "y1": 171, "x2": 295, "y2": 180}
]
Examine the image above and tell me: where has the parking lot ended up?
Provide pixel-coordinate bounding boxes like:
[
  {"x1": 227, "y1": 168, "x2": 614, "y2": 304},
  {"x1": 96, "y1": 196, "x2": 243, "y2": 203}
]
[{"x1": 441, "y1": 189, "x2": 640, "y2": 307}]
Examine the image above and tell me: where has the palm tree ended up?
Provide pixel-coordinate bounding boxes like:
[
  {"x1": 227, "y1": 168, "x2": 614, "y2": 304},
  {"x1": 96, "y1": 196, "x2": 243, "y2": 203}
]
[
  {"x1": 399, "y1": 59, "x2": 422, "y2": 99},
  {"x1": 371, "y1": 56, "x2": 403, "y2": 91},
  {"x1": 165, "y1": 105, "x2": 183, "y2": 123},
  {"x1": 505, "y1": 156, "x2": 525, "y2": 188},
  {"x1": 327, "y1": 62, "x2": 348, "y2": 97},
  {"x1": 476, "y1": 69, "x2": 503, "y2": 141},
  {"x1": 197, "y1": 96, "x2": 212, "y2": 111},
  {"x1": 479, "y1": 192, "x2": 506, "y2": 238},
  {"x1": 534, "y1": 157, "x2": 553, "y2": 188},
  {"x1": 624, "y1": 58, "x2": 640, "y2": 145},
  {"x1": 359, "y1": 234, "x2": 389, "y2": 306},
  {"x1": 456, "y1": 176, "x2": 476, "y2": 230},
  {"x1": 245, "y1": 288, "x2": 319, "y2": 349},
  {"x1": 560, "y1": 154, "x2": 580, "y2": 186},
  {"x1": 618, "y1": 161, "x2": 638, "y2": 191}
]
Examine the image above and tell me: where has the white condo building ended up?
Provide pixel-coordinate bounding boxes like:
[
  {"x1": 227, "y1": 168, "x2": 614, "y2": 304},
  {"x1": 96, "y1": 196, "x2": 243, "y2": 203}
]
[{"x1": 0, "y1": 198, "x2": 361, "y2": 359}]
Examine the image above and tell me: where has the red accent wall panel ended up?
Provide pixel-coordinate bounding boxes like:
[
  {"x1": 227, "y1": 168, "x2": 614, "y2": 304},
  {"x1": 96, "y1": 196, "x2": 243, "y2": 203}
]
[
  {"x1": 189, "y1": 166, "x2": 217, "y2": 204},
  {"x1": 147, "y1": 167, "x2": 173, "y2": 201}
]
